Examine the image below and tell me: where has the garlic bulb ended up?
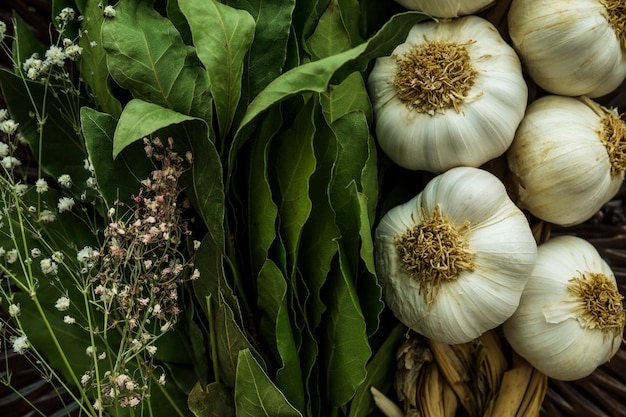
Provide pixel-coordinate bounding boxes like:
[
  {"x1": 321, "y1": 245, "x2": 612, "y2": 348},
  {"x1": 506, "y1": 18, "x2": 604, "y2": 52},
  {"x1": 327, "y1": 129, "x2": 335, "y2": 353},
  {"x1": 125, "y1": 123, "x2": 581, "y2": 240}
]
[
  {"x1": 503, "y1": 235, "x2": 625, "y2": 381},
  {"x1": 506, "y1": 95, "x2": 626, "y2": 226},
  {"x1": 508, "y1": 0, "x2": 626, "y2": 97},
  {"x1": 394, "y1": 0, "x2": 495, "y2": 18},
  {"x1": 374, "y1": 167, "x2": 537, "y2": 345},
  {"x1": 368, "y1": 16, "x2": 527, "y2": 173}
]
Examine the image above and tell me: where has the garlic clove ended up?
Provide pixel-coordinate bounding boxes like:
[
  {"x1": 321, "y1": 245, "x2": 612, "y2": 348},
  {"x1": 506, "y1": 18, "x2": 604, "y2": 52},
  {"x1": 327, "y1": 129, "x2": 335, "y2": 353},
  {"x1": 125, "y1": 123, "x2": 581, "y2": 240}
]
[
  {"x1": 368, "y1": 16, "x2": 527, "y2": 173},
  {"x1": 503, "y1": 235, "x2": 625, "y2": 381},
  {"x1": 508, "y1": 0, "x2": 626, "y2": 97},
  {"x1": 394, "y1": 0, "x2": 495, "y2": 18},
  {"x1": 375, "y1": 167, "x2": 537, "y2": 345},
  {"x1": 506, "y1": 95, "x2": 625, "y2": 226}
]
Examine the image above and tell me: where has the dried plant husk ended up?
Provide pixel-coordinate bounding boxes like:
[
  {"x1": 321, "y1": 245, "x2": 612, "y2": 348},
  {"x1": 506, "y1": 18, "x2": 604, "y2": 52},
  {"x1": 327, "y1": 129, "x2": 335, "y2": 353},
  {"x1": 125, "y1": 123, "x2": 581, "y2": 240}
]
[{"x1": 391, "y1": 330, "x2": 548, "y2": 417}]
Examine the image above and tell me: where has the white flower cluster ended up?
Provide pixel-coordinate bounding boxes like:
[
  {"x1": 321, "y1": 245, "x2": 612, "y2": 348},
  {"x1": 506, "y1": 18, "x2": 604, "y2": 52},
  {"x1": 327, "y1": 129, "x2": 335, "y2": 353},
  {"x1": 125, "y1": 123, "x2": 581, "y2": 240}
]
[{"x1": 0, "y1": 21, "x2": 6, "y2": 43}]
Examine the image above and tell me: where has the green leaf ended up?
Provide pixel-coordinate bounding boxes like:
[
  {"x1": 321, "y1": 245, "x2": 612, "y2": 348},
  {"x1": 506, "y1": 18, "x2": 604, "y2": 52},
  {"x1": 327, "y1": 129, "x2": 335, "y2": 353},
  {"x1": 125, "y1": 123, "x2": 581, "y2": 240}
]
[
  {"x1": 188, "y1": 381, "x2": 235, "y2": 417},
  {"x1": 101, "y1": 0, "x2": 212, "y2": 121},
  {"x1": 230, "y1": 11, "x2": 428, "y2": 168},
  {"x1": 225, "y1": 0, "x2": 296, "y2": 104},
  {"x1": 234, "y1": 349, "x2": 303, "y2": 417},
  {"x1": 306, "y1": 0, "x2": 351, "y2": 60},
  {"x1": 256, "y1": 259, "x2": 304, "y2": 412},
  {"x1": 216, "y1": 301, "x2": 265, "y2": 389},
  {"x1": 178, "y1": 0, "x2": 255, "y2": 138},
  {"x1": 320, "y1": 71, "x2": 372, "y2": 124},
  {"x1": 273, "y1": 99, "x2": 317, "y2": 279},
  {"x1": 166, "y1": 0, "x2": 193, "y2": 45},
  {"x1": 244, "y1": 106, "x2": 281, "y2": 278},
  {"x1": 113, "y1": 99, "x2": 225, "y2": 271},
  {"x1": 78, "y1": 0, "x2": 123, "y2": 118},
  {"x1": 80, "y1": 107, "x2": 151, "y2": 207},
  {"x1": 10, "y1": 12, "x2": 45, "y2": 76},
  {"x1": 347, "y1": 324, "x2": 406, "y2": 417},
  {"x1": 113, "y1": 98, "x2": 198, "y2": 157},
  {"x1": 321, "y1": 248, "x2": 371, "y2": 407}
]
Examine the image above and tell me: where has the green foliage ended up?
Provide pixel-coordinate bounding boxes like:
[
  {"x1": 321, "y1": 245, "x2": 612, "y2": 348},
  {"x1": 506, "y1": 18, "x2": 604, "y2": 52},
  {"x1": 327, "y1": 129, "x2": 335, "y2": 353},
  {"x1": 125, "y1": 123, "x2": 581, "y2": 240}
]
[{"x1": 0, "y1": 1, "x2": 432, "y2": 416}]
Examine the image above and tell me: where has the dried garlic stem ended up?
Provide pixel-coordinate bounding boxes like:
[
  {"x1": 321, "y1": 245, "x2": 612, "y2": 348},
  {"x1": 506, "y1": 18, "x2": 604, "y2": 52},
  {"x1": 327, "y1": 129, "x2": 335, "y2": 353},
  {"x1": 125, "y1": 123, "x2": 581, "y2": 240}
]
[
  {"x1": 601, "y1": 0, "x2": 626, "y2": 49},
  {"x1": 599, "y1": 110, "x2": 626, "y2": 176},
  {"x1": 394, "y1": 40, "x2": 477, "y2": 114},
  {"x1": 568, "y1": 272, "x2": 626, "y2": 338},
  {"x1": 396, "y1": 205, "x2": 474, "y2": 303}
]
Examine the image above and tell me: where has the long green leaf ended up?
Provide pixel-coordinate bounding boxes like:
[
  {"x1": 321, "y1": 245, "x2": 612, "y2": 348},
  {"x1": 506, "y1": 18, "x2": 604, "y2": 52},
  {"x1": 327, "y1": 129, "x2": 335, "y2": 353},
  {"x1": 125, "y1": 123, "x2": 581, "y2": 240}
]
[
  {"x1": 101, "y1": 0, "x2": 212, "y2": 121},
  {"x1": 216, "y1": 302, "x2": 265, "y2": 389},
  {"x1": 113, "y1": 98, "x2": 197, "y2": 156},
  {"x1": 306, "y1": 0, "x2": 351, "y2": 60},
  {"x1": 225, "y1": 0, "x2": 295, "y2": 104},
  {"x1": 188, "y1": 381, "x2": 235, "y2": 417},
  {"x1": 78, "y1": 0, "x2": 123, "y2": 118},
  {"x1": 229, "y1": 11, "x2": 427, "y2": 167},
  {"x1": 257, "y1": 259, "x2": 304, "y2": 412},
  {"x1": 234, "y1": 349, "x2": 303, "y2": 417},
  {"x1": 322, "y1": 247, "x2": 371, "y2": 407},
  {"x1": 347, "y1": 324, "x2": 406, "y2": 417},
  {"x1": 273, "y1": 99, "x2": 317, "y2": 280},
  {"x1": 81, "y1": 107, "x2": 151, "y2": 207},
  {"x1": 179, "y1": 0, "x2": 255, "y2": 138}
]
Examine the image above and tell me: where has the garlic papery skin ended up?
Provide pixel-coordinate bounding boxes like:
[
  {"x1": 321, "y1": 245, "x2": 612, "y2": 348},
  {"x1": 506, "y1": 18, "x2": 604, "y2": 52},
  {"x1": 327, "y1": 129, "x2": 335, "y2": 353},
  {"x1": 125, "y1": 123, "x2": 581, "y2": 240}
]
[
  {"x1": 506, "y1": 95, "x2": 626, "y2": 227},
  {"x1": 374, "y1": 167, "x2": 537, "y2": 345},
  {"x1": 368, "y1": 16, "x2": 527, "y2": 173},
  {"x1": 508, "y1": 0, "x2": 626, "y2": 98},
  {"x1": 503, "y1": 235, "x2": 625, "y2": 381},
  {"x1": 394, "y1": 0, "x2": 495, "y2": 18}
]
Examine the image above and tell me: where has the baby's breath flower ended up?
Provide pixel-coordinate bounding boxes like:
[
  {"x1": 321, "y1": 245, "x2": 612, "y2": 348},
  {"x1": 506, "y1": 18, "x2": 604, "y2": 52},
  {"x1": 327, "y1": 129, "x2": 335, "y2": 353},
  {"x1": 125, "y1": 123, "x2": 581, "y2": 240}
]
[
  {"x1": 0, "y1": 119, "x2": 19, "y2": 135},
  {"x1": 56, "y1": 7, "x2": 76, "y2": 23},
  {"x1": 0, "y1": 21, "x2": 7, "y2": 42},
  {"x1": 103, "y1": 5, "x2": 116, "y2": 18},
  {"x1": 81, "y1": 373, "x2": 90, "y2": 386},
  {"x1": 30, "y1": 248, "x2": 41, "y2": 258},
  {"x1": 0, "y1": 247, "x2": 5, "y2": 257},
  {"x1": 158, "y1": 373, "x2": 166, "y2": 385},
  {"x1": 89, "y1": 40, "x2": 98, "y2": 48},
  {"x1": 86, "y1": 345, "x2": 94, "y2": 357},
  {"x1": 84, "y1": 157, "x2": 94, "y2": 174},
  {"x1": 65, "y1": 44, "x2": 83, "y2": 60},
  {"x1": 191, "y1": 269, "x2": 200, "y2": 280},
  {"x1": 11, "y1": 334, "x2": 29, "y2": 355},
  {"x1": 8, "y1": 303, "x2": 20, "y2": 317},
  {"x1": 146, "y1": 345, "x2": 157, "y2": 356},
  {"x1": 39, "y1": 209, "x2": 57, "y2": 223},
  {"x1": 51, "y1": 251, "x2": 64, "y2": 263},
  {"x1": 57, "y1": 174, "x2": 72, "y2": 188},
  {"x1": 0, "y1": 109, "x2": 8, "y2": 121},
  {"x1": 86, "y1": 177, "x2": 98, "y2": 188},
  {"x1": 55, "y1": 296, "x2": 70, "y2": 311},
  {"x1": 45, "y1": 45, "x2": 66, "y2": 67},
  {"x1": 0, "y1": 142, "x2": 9, "y2": 157},
  {"x1": 35, "y1": 178, "x2": 49, "y2": 193},
  {"x1": 40, "y1": 258, "x2": 59, "y2": 276},
  {"x1": 1, "y1": 156, "x2": 21, "y2": 169},
  {"x1": 57, "y1": 197, "x2": 75, "y2": 212},
  {"x1": 6, "y1": 249, "x2": 18, "y2": 264},
  {"x1": 63, "y1": 315, "x2": 76, "y2": 324}
]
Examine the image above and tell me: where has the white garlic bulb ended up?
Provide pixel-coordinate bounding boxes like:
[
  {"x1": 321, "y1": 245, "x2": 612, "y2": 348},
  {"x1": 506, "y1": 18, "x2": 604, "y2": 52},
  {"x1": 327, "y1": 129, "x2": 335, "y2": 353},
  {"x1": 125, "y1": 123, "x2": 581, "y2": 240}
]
[
  {"x1": 503, "y1": 235, "x2": 625, "y2": 381},
  {"x1": 508, "y1": 0, "x2": 626, "y2": 97},
  {"x1": 394, "y1": 0, "x2": 495, "y2": 18},
  {"x1": 375, "y1": 167, "x2": 537, "y2": 345},
  {"x1": 506, "y1": 95, "x2": 626, "y2": 227},
  {"x1": 368, "y1": 16, "x2": 527, "y2": 173}
]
